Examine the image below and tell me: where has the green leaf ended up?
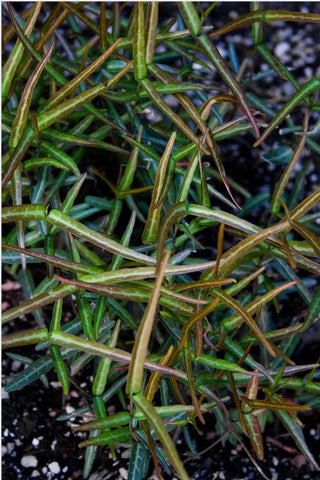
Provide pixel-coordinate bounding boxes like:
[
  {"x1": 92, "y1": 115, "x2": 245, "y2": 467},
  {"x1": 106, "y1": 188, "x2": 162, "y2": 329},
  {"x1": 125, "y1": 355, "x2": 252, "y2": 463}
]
[
  {"x1": 243, "y1": 413, "x2": 264, "y2": 460},
  {"x1": 133, "y1": 2, "x2": 147, "y2": 81},
  {"x1": 23, "y1": 157, "x2": 70, "y2": 171},
  {"x1": 2, "y1": 328, "x2": 49, "y2": 348},
  {"x1": 193, "y1": 352, "x2": 249, "y2": 374},
  {"x1": 254, "y1": 77, "x2": 320, "y2": 146},
  {"x1": 210, "y1": 9, "x2": 320, "y2": 38},
  {"x1": 49, "y1": 331, "x2": 187, "y2": 380},
  {"x1": 128, "y1": 443, "x2": 150, "y2": 480},
  {"x1": 142, "y1": 132, "x2": 176, "y2": 244},
  {"x1": 2, "y1": 243, "x2": 103, "y2": 276},
  {"x1": 2, "y1": 284, "x2": 78, "y2": 324},
  {"x1": 4, "y1": 355, "x2": 55, "y2": 392},
  {"x1": 2, "y1": 3, "x2": 42, "y2": 100},
  {"x1": 2, "y1": 204, "x2": 46, "y2": 223},
  {"x1": 179, "y1": 2, "x2": 201, "y2": 36},
  {"x1": 42, "y1": 38, "x2": 122, "y2": 111},
  {"x1": 262, "y1": 146, "x2": 293, "y2": 166},
  {"x1": 275, "y1": 409, "x2": 319, "y2": 471},
  {"x1": 79, "y1": 426, "x2": 133, "y2": 447},
  {"x1": 46, "y1": 209, "x2": 156, "y2": 265},
  {"x1": 301, "y1": 286, "x2": 320, "y2": 333},
  {"x1": 132, "y1": 393, "x2": 190, "y2": 480},
  {"x1": 126, "y1": 251, "x2": 171, "y2": 394},
  {"x1": 9, "y1": 38, "x2": 55, "y2": 153}
]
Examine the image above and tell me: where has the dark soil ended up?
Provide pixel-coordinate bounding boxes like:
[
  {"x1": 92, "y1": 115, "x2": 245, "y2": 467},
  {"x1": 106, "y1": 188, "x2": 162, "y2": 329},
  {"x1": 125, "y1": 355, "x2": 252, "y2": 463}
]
[
  {"x1": 2, "y1": 367, "x2": 320, "y2": 480},
  {"x1": 2, "y1": 283, "x2": 320, "y2": 479}
]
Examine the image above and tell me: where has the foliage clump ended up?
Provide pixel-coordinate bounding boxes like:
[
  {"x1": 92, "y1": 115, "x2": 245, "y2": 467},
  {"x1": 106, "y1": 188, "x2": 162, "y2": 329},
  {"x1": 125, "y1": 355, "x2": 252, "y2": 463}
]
[{"x1": 2, "y1": 3, "x2": 320, "y2": 479}]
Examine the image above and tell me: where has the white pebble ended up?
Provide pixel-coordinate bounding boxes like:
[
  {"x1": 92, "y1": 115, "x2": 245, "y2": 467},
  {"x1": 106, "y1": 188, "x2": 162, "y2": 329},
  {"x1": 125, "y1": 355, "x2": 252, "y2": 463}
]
[
  {"x1": 51, "y1": 439, "x2": 57, "y2": 451},
  {"x1": 6, "y1": 442, "x2": 15, "y2": 454},
  {"x1": 31, "y1": 471, "x2": 41, "y2": 477},
  {"x1": 274, "y1": 41, "x2": 290, "y2": 58},
  {"x1": 273, "y1": 456, "x2": 279, "y2": 466},
  {"x1": 21, "y1": 455, "x2": 38, "y2": 468},
  {"x1": 32, "y1": 438, "x2": 40, "y2": 447},
  {"x1": 12, "y1": 360, "x2": 22, "y2": 372},
  {"x1": 2, "y1": 387, "x2": 9, "y2": 400},
  {"x1": 48, "y1": 461, "x2": 61, "y2": 474},
  {"x1": 119, "y1": 467, "x2": 128, "y2": 479}
]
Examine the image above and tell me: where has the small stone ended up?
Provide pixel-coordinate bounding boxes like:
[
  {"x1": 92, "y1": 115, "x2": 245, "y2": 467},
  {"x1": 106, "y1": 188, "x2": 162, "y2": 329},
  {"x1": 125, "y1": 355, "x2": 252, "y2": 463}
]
[
  {"x1": 273, "y1": 456, "x2": 279, "y2": 466},
  {"x1": 119, "y1": 467, "x2": 128, "y2": 479},
  {"x1": 51, "y1": 439, "x2": 58, "y2": 451},
  {"x1": 274, "y1": 41, "x2": 290, "y2": 58},
  {"x1": 6, "y1": 442, "x2": 15, "y2": 454},
  {"x1": 2, "y1": 387, "x2": 9, "y2": 400},
  {"x1": 31, "y1": 470, "x2": 41, "y2": 477},
  {"x1": 66, "y1": 405, "x2": 75, "y2": 414},
  {"x1": 32, "y1": 438, "x2": 40, "y2": 447},
  {"x1": 48, "y1": 461, "x2": 61, "y2": 474},
  {"x1": 12, "y1": 360, "x2": 22, "y2": 372},
  {"x1": 21, "y1": 455, "x2": 38, "y2": 468}
]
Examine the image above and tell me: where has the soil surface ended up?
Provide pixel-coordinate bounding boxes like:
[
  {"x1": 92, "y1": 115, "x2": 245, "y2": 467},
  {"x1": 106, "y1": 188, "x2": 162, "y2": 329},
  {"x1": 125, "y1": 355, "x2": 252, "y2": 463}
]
[{"x1": 2, "y1": 359, "x2": 320, "y2": 480}]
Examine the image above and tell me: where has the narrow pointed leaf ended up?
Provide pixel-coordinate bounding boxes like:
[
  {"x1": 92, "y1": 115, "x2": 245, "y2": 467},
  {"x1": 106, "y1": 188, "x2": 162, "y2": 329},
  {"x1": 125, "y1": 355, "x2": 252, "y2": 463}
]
[
  {"x1": 2, "y1": 243, "x2": 103, "y2": 275},
  {"x1": 2, "y1": 205, "x2": 46, "y2": 223},
  {"x1": 301, "y1": 286, "x2": 320, "y2": 333},
  {"x1": 46, "y1": 209, "x2": 156, "y2": 265},
  {"x1": 9, "y1": 38, "x2": 55, "y2": 153},
  {"x1": 49, "y1": 331, "x2": 187, "y2": 380},
  {"x1": 211, "y1": 9, "x2": 320, "y2": 38},
  {"x1": 23, "y1": 157, "x2": 70, "y2": 171},
  {"x1": 42, "y1": 38, "x2": 122, "y2": 111},
  {"x1": 2, "y1": 328, "x2": 49, "y2": 348},
  {"x1": 211, "y1": 287, "x2": 275, "y2": 357},
  {"x1": 145, "y1": 2, "x2": 158, "y2": 65},
  {"x1": 79, "y1": 426, "x2": 133, "y2": 448},
  {"x1": 132, "y1": 393, "x2": 190, "y2": 480},
  {"x1": 2, "y1": 285, "x2": 78, "y2": 324},
  {"x1": 2, "y1": 3, "x2": 42, "y2": 100},
  {"x1": 179, "y1": 2, "x2": 201, "y2": 36},
  {"x1": 243, "y1": 413, "x2": 264, "y2": 460},
  {"x1": 254, "y1": 77, "x2": 320, "y2": 147},
  {"x1": 133, "y1": 2, "x2": 147, "y2": 81},
  {"x1": 193, "y1": 352, "x2": 249, "y2": 374},
  {"x1": 198, "y1": 35, "x2": 260, "y2": 138},
  {"x1": 127, "y1": 250, "x2": 171, "y2": 394},
  {"x1": 222, "y1": 281, "x2": 299, "y2": 331},
  {"x1": 143, "y1": 132, "x2": 176, "y2": 243},
  {"x1": 275, "y1": 409, "x2": 320, "y2": 470}
]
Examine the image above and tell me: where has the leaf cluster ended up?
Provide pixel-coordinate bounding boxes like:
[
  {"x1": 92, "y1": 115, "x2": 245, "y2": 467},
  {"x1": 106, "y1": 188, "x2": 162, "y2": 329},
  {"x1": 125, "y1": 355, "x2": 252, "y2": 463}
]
[{"x1": 2, "y1": 3, "x2": 320, "y2": 479}]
